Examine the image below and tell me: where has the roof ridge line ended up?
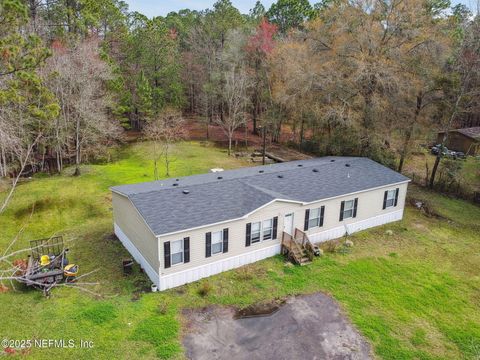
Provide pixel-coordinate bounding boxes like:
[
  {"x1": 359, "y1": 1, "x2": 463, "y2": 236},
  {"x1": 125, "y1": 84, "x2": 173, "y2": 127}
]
[{"x1": 237, "y1": 178, "x2": 287, "y2": 200}]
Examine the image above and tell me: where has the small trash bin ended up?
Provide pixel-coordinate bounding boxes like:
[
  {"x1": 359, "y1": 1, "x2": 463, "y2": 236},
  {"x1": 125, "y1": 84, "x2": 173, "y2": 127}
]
[{"x1": 122, "y1": 259, "x2": 134, "y2": 275}]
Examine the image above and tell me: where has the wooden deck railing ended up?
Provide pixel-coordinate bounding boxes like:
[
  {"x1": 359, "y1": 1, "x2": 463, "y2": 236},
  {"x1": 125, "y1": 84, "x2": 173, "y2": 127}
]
[
  {"x1": 281, "y1": 231, "x2": 304, "y2": 264},
  {"x1": 294, "y1": 228, "x2": 315, "y2": 261}
]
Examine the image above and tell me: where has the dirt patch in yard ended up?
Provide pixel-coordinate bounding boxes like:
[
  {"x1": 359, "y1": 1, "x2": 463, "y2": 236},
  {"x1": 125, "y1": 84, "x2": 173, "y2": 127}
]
[
  {"x1": 182, "y1": 292, "x2": 372, "y2": 360},
  {"x1": 234, "y1": 298, "x2": 286, "y2": 319}
]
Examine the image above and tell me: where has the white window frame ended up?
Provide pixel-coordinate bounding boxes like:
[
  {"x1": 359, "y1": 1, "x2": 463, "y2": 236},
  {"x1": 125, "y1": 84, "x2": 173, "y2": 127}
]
[
  {"x1": 308, "y1": 207, "x2": 322, "y2": 228},
  {"x1": 211, "y1": 230, "x2": 223, "y2": 255},
  {"x1": 385, "y1": 190, "x2": 396, "y2": 208},
  {"x1": 251, "y1": 221, "x2": 261, "y2": 244},
  {"x1": 170, "y1": 239, "x2": 184, "y2": 266},
  {"x1": 262, "y1": 219, "x2": 273, "y2": 240},
  {"x1": 251, "y1": 218, "x2": 275, "y2": 244},
  {"x1": 343, "y1": 200, "x2": 355, "y2": 219}
]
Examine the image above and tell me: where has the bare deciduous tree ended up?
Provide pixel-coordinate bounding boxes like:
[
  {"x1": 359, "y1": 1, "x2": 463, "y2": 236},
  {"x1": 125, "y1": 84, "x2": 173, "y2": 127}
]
[
  {"x1": 215, "y1": 66, "x2": 250, "y2": 155},
  {"x1": 144, "y1": 108, "x2": 186, "y2": 179},
  {"x1": 0, "y1": 134, "x2": 41, "y2": 215},
  {"x1": 42, "y1": 37, "x2": 122, "y2": 176}
]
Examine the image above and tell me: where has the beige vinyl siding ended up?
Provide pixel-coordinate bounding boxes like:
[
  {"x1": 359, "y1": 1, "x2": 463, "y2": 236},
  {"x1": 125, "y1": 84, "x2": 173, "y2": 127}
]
[
  {"x1": 301, "y1": 182, "x2": 408, "y2": 237},
  {"x1": 158, "y1": 200, "x2": 290, "y2": 276},
  {"x1": 158, "y1": 182, "x2": 408, "y2": 276},
  {"x1": 112, "y1": 192, "x2": 159, "y2": 271}
]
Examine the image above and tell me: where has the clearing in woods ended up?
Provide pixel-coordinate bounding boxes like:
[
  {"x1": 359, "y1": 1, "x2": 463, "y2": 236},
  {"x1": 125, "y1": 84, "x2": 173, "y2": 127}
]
[{"x1": 0, "y1": 141, "x2": 479, "y2": 359}]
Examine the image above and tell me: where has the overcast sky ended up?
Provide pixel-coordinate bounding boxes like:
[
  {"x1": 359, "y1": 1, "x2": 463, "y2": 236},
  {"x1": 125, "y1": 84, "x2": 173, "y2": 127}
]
[
  {"x1": 125, "y1": 0, "x2": 275, "y2": 16},
  {"x1": 124, "y1": 0, "x2": 477, "y2": 17}
]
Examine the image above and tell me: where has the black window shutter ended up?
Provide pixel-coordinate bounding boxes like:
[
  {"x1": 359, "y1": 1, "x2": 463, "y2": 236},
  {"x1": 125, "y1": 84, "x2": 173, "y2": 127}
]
[
  {"x1": 245, "y1": 223, "x2": 251, "y2": 247},
  {"x1": 205, "y1": 232, "x2": 212, "y2": 258},
  {"x1": 394, "y1": 188, "x2": 399, "y2": 206},
  {"x1": 164, "y1": 241, "x2": 171, "y2": 269},
  {"x1": 272, "y1": 217, "x2": 278, "y2": 239},
  {"x1": 339, "y1": 201, "x2": 345, "y2": 221},
  {"x1": 320, "y1": 206, "x2": 325, "y2": 227},
  {"x1": 183, "y1": 237, "x2": 190, "y2": 263},
  {"x1": 383, "y1": 191, "x2": 388, "y2": 210},
  {"x1": 353, "y1": 198, "x2": 358, "y2": 218},
  {"x1": 222, "y1": 228, "x2": 229, "y2": 253},
  {"x1": 304, "y1": 209, "x2": 310, "y2": 231}
]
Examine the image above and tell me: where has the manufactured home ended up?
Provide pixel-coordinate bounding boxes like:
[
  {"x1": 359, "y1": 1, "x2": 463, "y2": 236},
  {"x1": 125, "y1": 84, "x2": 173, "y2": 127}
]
[{"x1": 111, "y1": 157, "x2": 410, "y2": 291}]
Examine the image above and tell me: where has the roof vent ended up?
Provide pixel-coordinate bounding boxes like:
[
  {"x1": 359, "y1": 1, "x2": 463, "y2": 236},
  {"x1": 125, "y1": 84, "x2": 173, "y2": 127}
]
[
  {"x1": 172, "y1": 183, "x2": 178, "y2": 187},
  {"x1": 278, "y1": 175, "x2": 284, "y2": 179},
  {"x1": 330, "y1": 159, "x2": 335, "y2": 162},
  {"x1": 312, "y1": 169, "x2": 319, "y2": 173},
  {"x1": 297, "y1": 164, "x2": 303, "y2": 167},
  {"x1": 182, "y1": 189, "x2": 190, "y2": 194},
  {"x1": 217, "y1": 176, "x2": 223, "y2": 180},
  {"x1": 176, "y1": 178, "x2": 179, "y2": 181},
  {"x1": 345, "y1": 164, "x2": 351, "y2": 167},
  {"x1": 259, "y1": 170, "x2": 264, "y2": 173}
]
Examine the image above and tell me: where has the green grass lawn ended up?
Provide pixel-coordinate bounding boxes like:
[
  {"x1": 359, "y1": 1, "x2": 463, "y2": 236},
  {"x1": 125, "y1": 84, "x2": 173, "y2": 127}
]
[{"x1": 1, "y1": 141, "x2": 479, "y2": 359}]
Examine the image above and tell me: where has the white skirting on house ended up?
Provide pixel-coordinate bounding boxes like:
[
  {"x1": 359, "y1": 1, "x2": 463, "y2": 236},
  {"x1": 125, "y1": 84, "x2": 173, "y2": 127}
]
[
  {"x1": 309, "y1": 209, "x2": 404, "y2": 243},
  {"x1": 116, "y1": 209, "x2": 403, "y2": 291},
  {"x1": 159, "y1": 244, "x2": 281, "y2": 291},
  {"x1": 114, "y1": 223, "x2": 160, "y2": 286}
]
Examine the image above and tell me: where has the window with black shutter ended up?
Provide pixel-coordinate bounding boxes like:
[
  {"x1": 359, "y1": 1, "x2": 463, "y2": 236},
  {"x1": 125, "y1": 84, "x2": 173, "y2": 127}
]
[
  {"x1": 211, "y1": 231, "x2": 223, "y2": 254},
  {"x1": 164, "y1": 241, "x2": 171, "y2": 269},
  {"x1": 262, "y1": 219, "x2": 273, "y2": 240},
  {"x1": 222, "y1": 228, "x2": 229, "y2": 253},
  {"x1": 394, "y1": 188, "x2": 399, "y2": 206},
  {"x1": 170, "y1": 239, "x2": 184, "y2": 265},
  {"x1": 183, "y1": 237, "x2": 190, "y2": 263},
  {"x1": 307, "y1": 207, "x2": 324, "y2": 228},
  {"x1": 250, "y1": 222, "x2": 261, "y2": 243},
  {"x1": 272, "y1": 217, "x2": 278, "y2": 239},
  {"x1": 304, "y1": 209, "x2": 310, "y2": 231},
  {"x1": 384, "y1": 189, "x2": 397, "y2": 209},
  {"x1": 340, "y1": 199, "x2": 356, "y2": 220},
  {"x1": 245, "y1": 223, "x2": 251, "y2": 247},
  {"x1": 205, "y1": 232, "x2": 212, "y2": 257}
]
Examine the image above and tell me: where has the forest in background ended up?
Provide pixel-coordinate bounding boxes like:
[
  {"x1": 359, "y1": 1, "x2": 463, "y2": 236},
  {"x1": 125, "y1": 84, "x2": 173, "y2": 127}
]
[{"x1": 0, "y1": 0, "x2": 479, "y2": 192}]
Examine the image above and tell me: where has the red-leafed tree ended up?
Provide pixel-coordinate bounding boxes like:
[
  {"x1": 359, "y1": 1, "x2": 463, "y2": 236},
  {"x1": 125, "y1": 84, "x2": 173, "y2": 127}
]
[
  {"x1": 246, "y1": 19, "x2": 277, "y2": 134},
  {"x1": 246, "y1": 18, "x2": 277, "y2": 57}
]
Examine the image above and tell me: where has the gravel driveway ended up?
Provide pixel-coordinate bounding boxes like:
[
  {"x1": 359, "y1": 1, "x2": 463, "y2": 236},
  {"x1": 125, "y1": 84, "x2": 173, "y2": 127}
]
[{"x1": 182, "y1": 292, "x2": 372, "y2": 360}]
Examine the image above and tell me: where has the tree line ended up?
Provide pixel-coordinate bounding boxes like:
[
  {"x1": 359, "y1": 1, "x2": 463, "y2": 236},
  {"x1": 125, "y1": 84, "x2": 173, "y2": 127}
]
[{"x1": 0, "y1": 0, "x2": 478, "y2": 189}]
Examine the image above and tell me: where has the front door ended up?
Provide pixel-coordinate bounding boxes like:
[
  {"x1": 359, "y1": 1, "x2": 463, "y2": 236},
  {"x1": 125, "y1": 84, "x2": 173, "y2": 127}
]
[{"x1": 284, "y1": 213, "x2": 294, "y2": 235}]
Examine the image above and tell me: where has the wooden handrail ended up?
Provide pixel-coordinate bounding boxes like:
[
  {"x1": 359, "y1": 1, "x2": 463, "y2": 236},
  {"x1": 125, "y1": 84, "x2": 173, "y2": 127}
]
[
  {"x1": 294, "y1": 228, "x2": 315, "y2": 261},
  {"x1": 282, "y1": 231, "x2": 304, "y2": 262}
]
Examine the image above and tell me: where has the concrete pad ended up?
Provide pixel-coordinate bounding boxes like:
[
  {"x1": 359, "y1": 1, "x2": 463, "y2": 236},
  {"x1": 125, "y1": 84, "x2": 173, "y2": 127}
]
[{"x1": 182, "y1": 293, "x2": 372, "y2": 360}]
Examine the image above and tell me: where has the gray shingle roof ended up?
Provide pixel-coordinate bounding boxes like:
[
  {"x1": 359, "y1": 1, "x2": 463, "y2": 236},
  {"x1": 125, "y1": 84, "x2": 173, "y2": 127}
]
[{"x1": 111, "y1": 157, "x2": 409, "y2": 236}]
